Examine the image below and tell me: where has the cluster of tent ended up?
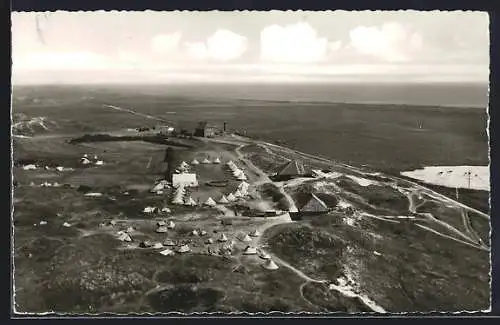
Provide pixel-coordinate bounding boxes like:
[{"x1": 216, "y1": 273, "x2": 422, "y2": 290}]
[
  {"x1": 22, "y1": 164, "x2": 37, "y2": 170},
  {"x1": 143, "y1": 206, "x2": 172, "y2": 214},
  {"x1": 177, "y1": 161, "x2": 190, "y2": 173},
  {"x1": 151, "y1": 180, "x2": 169, "y2": 193},
  {"x1": 80, "y1": 154, "x2": 104, "y2": 166},
  {"x1": 171, "y1": 185, "x2": 186, "y2": 205},
  {"x1": 38, "y1": 181, "x2": 62, "y2": 188},
  {"x1": 170, "y1": 185, "x2": 199, "y2": 206},
  {"x1": 217, "y1": 181, "x2": 250, "y2": 205},
  {"x1": 156, "y1": 220, "x2": 176, "y2": 233},
  {"x1": 227, "y1": 161, "x2": 247, "y2": 181},
  {"x1": 22, "y1": 164, "x2": 75, "y2": 172}
]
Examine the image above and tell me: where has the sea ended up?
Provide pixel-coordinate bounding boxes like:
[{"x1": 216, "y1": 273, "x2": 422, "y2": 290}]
[{"x1": 12, "y1": 81, "x2": 490, "y2": 173}]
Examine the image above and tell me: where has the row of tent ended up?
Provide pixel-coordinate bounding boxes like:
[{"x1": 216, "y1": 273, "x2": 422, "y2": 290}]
[
  {"x1": 143, "y1": 206, "x2": 172, "y2": 214},
  {"x1": 22, "y1": 164, "x2": 75, "y2": 172},
  {"x1": 170, "y1": 181, "x2": 250, "y2": 208},
  {"x1": 190, "y1": 157, "x2": 222, "y2": 165},
  {"x1": 80, "y1": 154, "x2": 104, "y2": 166},
  {"x1": 227, "y1": 161, "x2": 247, "y2": 181}
]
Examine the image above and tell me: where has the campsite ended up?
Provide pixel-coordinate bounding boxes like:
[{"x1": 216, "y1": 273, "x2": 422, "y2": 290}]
[
  {"x1": 11, "y1": 83, "x2": 490, "y2": 314},
  {"x1": 13, "y1": 118, "x2": 491, "y2": 313}
]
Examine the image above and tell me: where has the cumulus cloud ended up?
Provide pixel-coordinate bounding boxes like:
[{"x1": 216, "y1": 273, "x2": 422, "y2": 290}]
[
  {"x1": 348, "y1": 22, "x2": 423, "y2": 62},
  {"x1": 260, "y1": 22, "x2": 338, "y2": 63},
  {"x1": 13, "y1": 51, "x2": 112, "y2": 70},
  {"x1": 184, "y1": 29, "x2": 248, "y2": 61},
  {"x1": 151, "y1": 32, "x2": 182, "y2": 54}
]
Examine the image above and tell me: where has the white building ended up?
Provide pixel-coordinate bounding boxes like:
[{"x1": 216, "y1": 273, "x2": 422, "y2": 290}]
[{"x1": 172, "y1": 173, "x2": 198, "y2": 188}]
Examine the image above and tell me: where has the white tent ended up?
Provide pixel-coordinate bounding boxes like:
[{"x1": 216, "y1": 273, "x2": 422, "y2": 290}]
[
  {"x1": 185, "y1": 197, "x2": 197, "y2": 206},
  {"x1": 157, "y1": 220, "x2": 166, "y2": 226},
  {"x1": 191, "y1": 229, "x2": 200, "y2": 236},
  {"x1": 234, "y1": 189, "x2": 243, "y2": 198},
  {"x1": 152, "y1": 181, "x2": 166, "y2": 192},
  {"x1": 80, "y1": 157, "x2": 91, "y2": 165},
  {"x1": 249, "y1": 229, "x2": 261, "y2": 237},
  {"x1": 95, "y1": 160, "x2": 104, "y2": 166},
  {"x1": 85, "y1": 192, "x2": 103, "y2": 197},
  {"x1": 259, "y1": 251, "x2": 271, "y2": 260},
  {"x1": 83, "y1": 154, "x2": 88, "y2": 158},
  {"x1": 205, "y1": 238, "x2": 214, "y2": 244},
  {"x1": 226, "y1": 193, "x2": 236, "y2": 202},
  {"x1": 126, "y1": 226, "x2": 135, "y2": 233},
  {"x1": 200, "y1": 230, "x2": 207, "y2": 236},
  {"x1": 159, "y1": 248, "x2": 175, "y2": 256},
  {"x1": 243, "y1": 246, "x2": 258, "y2": 255},
  {"x1": 152, "y1": 242, "x2": 163, "y2": 249},
  {"x1": 213, "y1": 157, "x2": 221, "y2": 164},
  {"x1": 218, "y1": 195, "x2": 229, "y2": 204},
  {"x1": 204, "y1": 197, "x2": 217, "y2": 207},
  {"x1": 93, "y1": 155, "x2": 98, "y2": 160},
  {"x1": 161, "y1": 207, "x2": 171, "y2": 213},
  {"x1": 240, "y1": 234, "x2": 253, "y2": 242},
  {"x1": 172, "y1": 173, "x2": 198, "y2": 188},
  {"x1": 156, "y1": 226, "x2": 169, "y2": 233},
  {"x1": 238, "y1": 181, "x2": 250, "y2": 193},
  {"x1": 143, "y1": 206, "x2": 156, "y2": 213},
  {"x1": 22, "y1": 164, "x2": 37, "y2": 170},
  {"x1": 180, "y1": 161, "x2": 189, "y2": 168},
  {"x1": 166, "y1": 221, "x2": 176, "y2": 229},
  {"x1": 177, "y1": 245, "x2": 191, "y2": 253},
  {"x1": 202, "y1": 158, "x2": 211, "y2": 164},
  {"x1": 191, "y1": 159, "x2": 200, "y2": 165},
  {"x1": 117, "y1": 232, "x2": 132, "y2": 242},
  {"x1": 172, "y1": 197, "x2": 184, "y2": 205},
  {"x1": 262, "y1": 259, "x2": 279, "y2": 270},
  {"x1": 218, "y1": 233, "x2": 228, "y2": 242}
]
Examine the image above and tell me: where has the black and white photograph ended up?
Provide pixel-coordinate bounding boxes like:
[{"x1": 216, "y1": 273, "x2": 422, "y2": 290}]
[{"x1": 11, "y1": 10, "x2": 491, "y2": 314}]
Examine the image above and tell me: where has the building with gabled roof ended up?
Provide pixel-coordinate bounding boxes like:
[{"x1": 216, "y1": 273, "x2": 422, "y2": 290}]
[
  {"x1": 275, "y1": 160, "x2": 306, "y2": 180},
  {"x1": 194, "y1": 121, "x2": 218, "y2": 138}
]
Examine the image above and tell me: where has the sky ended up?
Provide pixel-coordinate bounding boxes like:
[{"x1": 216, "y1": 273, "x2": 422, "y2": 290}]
[{"x1": 11, "y1": 11, "x2": 490, "y2": 84}]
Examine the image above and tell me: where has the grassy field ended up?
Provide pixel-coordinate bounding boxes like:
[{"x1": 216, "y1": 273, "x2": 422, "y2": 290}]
[{"x1": 11, "y1": 84, "x2": 490, "y2": 313}]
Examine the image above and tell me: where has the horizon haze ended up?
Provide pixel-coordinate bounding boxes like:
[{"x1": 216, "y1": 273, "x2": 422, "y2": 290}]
[{"x1": 11, "y1": 10, "x2": 490, "y2": 85}]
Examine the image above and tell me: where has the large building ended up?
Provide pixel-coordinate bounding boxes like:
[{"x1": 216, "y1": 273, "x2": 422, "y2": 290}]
[
  {"x1": 172, "y1": 173, "x2": 198, "y2": 188},
  {"x1": 194, "y1": 121, "x2": 218, "y2": 137},
  {"x1": 274, "y1": 159, "x2": 306, "y2": 180},
  {"x1": 156, "y1": 125, "x2": 175, "y2": 136}
]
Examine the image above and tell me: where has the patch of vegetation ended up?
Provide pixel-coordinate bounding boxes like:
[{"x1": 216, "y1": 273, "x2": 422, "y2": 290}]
[
  {"x1": 268, "y1": 224, "x2": 346, "y2": 279},
  {"x1": 148, "y1": 285, "x2": 224, "y2": 312},
  {"x1": 302, "y1": 282, "x2": 372, "y2": 312},
  {"x1": 259, "y1": 183, "x2": 289, "y2": 211},
  {"x1": 69, "y1": 134, "x2": 193, "y2": 148}
]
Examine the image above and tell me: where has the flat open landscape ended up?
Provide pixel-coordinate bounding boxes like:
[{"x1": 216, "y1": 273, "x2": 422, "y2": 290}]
[{"x1": 12, "y1": 84, "x2": 490, "y2": 314}]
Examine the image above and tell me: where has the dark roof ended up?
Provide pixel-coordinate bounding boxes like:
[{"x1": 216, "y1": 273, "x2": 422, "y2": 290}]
[
  {"x1": 277, "y1": 160, "x2": 306, "y2": 176},
  {"x1": 301, "y1": 193, "x2": 329, "y2": 212}
]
